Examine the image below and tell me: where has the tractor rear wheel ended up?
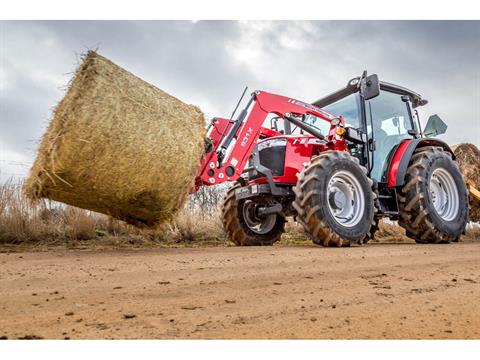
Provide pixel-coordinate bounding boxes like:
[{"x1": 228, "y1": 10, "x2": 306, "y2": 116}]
[
  {"x1": 293, "y1": 151, "x2": 376, "y2": 247},
  {"x1": 222, "y1": 184, "x2": 285, "y2": 246},
  {"x1": 398, "y1": 146, "x2": 469, "y2": 244}
]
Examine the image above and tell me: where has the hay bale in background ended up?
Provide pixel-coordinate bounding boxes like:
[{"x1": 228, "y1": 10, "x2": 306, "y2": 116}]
[
  {"x1": 25, "y1": 51, "x2": 205, "y2": 227},
  {"x1": 452, "y1": 143, "x2": 480, "y2": 222}
]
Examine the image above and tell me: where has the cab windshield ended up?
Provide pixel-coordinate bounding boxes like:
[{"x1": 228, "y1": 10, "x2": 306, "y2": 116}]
[{"x1": 323, "y1": 93, "x2": 361, "y2": 129}]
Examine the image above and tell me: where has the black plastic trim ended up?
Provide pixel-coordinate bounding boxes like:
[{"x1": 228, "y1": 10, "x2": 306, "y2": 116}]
[
  {"x1": 313, "y1": 80, "x2": 427, "y2": 109},
  {"x1": 234, "y1": 183, "x2": 292, "y2": 200},
  {"x1": 312, "y1": 85, "x2": 357, "y2": 109},
  {"x1": 251, "y1": 145, "x2": 283, "y2": 196}
]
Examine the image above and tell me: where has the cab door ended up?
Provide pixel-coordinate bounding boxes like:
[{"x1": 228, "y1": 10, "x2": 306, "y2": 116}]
[{"x1": 365, "y1": 90, "x2": 417, "y2": 182}]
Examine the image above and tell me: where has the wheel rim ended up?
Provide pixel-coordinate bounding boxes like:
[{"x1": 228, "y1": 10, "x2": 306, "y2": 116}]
[
  {"x1": 430, "y1": 167, "x2": 459, "y2": 221},
  {"x1": 242, "y1": 201, "x2": 276, "y2": 234},
  {"x1": 327, "y1": 170, "x2": 365, "y2": 228}
]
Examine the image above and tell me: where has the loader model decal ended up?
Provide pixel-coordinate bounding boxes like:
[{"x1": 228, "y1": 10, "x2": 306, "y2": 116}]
[{"x1": 241, "y1": 127, "x2": 254, "y2": 147}]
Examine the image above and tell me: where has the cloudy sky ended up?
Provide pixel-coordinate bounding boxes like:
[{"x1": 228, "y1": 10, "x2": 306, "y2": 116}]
[{"x1": 1, "y1": 21, "x2": 479, "y2": 182}]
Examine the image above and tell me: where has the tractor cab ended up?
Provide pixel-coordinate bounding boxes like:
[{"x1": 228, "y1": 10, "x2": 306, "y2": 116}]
[{"x1": 313, "y1": 72, "x2": 446, "y2": 184}]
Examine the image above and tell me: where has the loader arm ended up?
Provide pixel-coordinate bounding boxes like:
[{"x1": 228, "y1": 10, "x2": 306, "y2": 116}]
[{"x1": 194, "y1": 90, "x2": 344, "y2": 189}]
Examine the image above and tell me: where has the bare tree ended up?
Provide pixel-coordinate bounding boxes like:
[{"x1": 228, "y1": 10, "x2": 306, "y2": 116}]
[{"x1": 188, "y1": 184, "x2": 227, "y2": 219}]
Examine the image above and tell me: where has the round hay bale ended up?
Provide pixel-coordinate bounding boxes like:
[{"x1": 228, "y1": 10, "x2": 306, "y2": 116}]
[
  {"x1": 25, "y1": 51, "x2": 205, "y2": 228},
  {"x1": 452, "y1": 143, "x2": 480, "y2": 222}
]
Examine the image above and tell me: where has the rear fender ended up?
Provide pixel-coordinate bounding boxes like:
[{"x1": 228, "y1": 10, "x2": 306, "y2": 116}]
[{"x1": 387, "y1": 138, "x2": 455, "y2": 188}]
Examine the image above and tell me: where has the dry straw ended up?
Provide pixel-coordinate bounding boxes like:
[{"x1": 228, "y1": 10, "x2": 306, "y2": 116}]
[
  {"x1": 25, "y1": 51, "x2": 205, "y2": 227},
  {"x1": 452, "y1": 143, "x2": 480, "y2": 222}
]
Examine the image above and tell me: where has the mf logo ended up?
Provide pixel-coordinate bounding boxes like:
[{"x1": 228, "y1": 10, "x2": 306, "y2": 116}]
[
  {"x1": 288, "y1": 98, "x2": 334, "y2": 120},
  {"x1": 241, "y1": 127, "x2": 253, "y2": 147}
]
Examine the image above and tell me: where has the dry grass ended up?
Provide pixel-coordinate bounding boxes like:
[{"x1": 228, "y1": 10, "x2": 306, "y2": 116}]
[
  {"x1": 161, "y1": 211, "x2": 228, "y2": 246},
  {"x1": 0, "y1": 181, "x2": 104, "y2": 244},
  {"x1": 371, "y1": 220, "x2": 414, "y2": 244},
  {"x1": 25, "y1": 51, "x2": 205, "y2": 228},
  {"x1": 0, "y1": 180, "x2": 478, "y2": 250},
  {"x1": 281, "y1": 220, "x2": 311, "y2": 246},
  {"x1": 0, "y1": 181, "x2": 227, "y2": 249},
  {"x1": 464, "y1": 224, "x2": 480, "y2": 242}
]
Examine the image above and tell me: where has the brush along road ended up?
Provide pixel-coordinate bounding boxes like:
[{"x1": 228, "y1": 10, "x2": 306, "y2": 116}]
[{"x1": 1, "y1": 243, "x2": 479, "y2": 339}]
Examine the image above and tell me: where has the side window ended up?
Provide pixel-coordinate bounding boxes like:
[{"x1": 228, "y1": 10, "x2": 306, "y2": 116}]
[
  {"x1": 366, "y1": 91, "x2": 413, "y2": 136},
  {"x1": 323, "y1": 93, "x2": 361, "y2": 129}
]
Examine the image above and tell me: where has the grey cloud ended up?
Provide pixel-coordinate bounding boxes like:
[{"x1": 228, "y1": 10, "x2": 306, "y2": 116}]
[{"x1": 228, "y1": 21, "x2": 480, "y2": 145}]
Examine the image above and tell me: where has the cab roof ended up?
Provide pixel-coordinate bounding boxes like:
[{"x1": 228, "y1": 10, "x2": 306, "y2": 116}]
[{"x1": 313, "y1": 76, "x2": 428, "y2": 109}]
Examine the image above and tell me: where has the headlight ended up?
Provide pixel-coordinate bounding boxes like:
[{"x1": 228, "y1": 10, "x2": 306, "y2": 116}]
[{"x1": 331, "y1": 118, "x2": 341, "y2": 126}]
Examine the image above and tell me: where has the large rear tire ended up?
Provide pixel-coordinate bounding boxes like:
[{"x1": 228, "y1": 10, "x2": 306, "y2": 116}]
[
  {"x1": 398, "y1": 146, "x2": 469, "y2": 244},
  {"x1": 293, "y1": 151, "x2": 376, "y2": 247},
  {"x1": 222, "y1": 184, "x2": 285, "y2": 246}
]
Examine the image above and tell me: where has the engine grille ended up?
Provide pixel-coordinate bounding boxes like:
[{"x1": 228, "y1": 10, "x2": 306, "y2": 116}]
[
  {"x1": 247, "y1": 138, "x2": 286, "y2": 179},
  {"x1": 259, "y1": 144, "x2": 286, "y2": 176}
]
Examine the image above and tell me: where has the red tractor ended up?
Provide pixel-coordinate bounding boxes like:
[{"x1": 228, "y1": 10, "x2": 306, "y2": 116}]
[{"x1": 194, "y1": 72, "x2": 469, "y2": 246}]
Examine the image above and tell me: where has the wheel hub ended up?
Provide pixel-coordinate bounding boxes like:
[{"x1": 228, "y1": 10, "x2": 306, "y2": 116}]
[
  {"x1": 430, "y1": 167, "x2": 459, "y2": 221},
  {"x1": 327, "y1": 170, "x2": 365, "y2": 227},
  {"x1": 329, "y1": 189, "x2": 346, "y2": 210},
  {"x1": 242, "y1": 201, "x2": 276, "y2": 235}
]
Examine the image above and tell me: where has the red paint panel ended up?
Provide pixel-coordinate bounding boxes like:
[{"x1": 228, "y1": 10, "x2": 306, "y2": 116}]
[
  {"x1": 387, "y1": 140, "x2": 412, "y2": 188},
  {"x1": 250, "y1": 135, "x2": 347, "y2": 186}
]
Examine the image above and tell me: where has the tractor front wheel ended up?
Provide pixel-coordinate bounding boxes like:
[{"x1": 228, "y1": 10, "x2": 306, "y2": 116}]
[
  {"x1": 293, "y1": 151, "x2": 376, "y2": 247},
  {"x1": 398, "y1": 146, "x2": 469, "y2": 243},
  {"x1": 222, "y1": 184, "x2": 285, "y2": 246}
]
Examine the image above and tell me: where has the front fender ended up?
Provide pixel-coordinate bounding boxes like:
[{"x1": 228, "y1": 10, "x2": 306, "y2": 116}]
[{"x1": 387, "y1": 138, "x2": 454, "y2": 188}]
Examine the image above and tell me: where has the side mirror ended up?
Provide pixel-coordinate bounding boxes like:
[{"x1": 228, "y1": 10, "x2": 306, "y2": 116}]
[
  {"x1": 362, "y1": 74, "x2": 380, "y2": 100},
  {"x1": 424, "y1": 114, "x2": 448, "y2": 137}
]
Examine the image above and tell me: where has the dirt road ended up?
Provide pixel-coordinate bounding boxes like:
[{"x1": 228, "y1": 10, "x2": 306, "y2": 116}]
[{"x1": 1, "y1": 243, "x2": 479, "y2": 339}]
